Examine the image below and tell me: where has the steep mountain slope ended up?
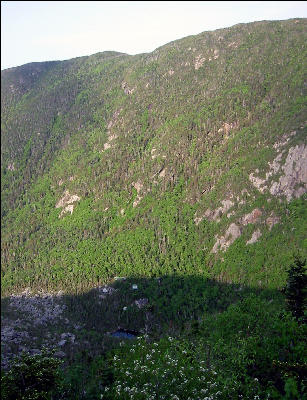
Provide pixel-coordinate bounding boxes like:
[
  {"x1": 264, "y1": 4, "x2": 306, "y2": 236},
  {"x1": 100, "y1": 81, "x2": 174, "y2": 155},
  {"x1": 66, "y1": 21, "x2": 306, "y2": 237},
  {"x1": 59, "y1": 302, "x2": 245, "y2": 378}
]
[{"x1": 1, "y1": 18, "x2": 307, "y2": 296}]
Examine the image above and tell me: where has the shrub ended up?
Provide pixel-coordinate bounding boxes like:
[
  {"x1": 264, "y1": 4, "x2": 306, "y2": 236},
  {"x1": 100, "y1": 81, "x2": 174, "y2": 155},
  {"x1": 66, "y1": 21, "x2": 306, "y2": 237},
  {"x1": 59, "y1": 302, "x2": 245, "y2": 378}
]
[
  {"x1": 1, "y1": 349, "x2": 62, "y2": 400},
  {"x1": 283, "y1": 257, "x2": 307, "y2": 322}
]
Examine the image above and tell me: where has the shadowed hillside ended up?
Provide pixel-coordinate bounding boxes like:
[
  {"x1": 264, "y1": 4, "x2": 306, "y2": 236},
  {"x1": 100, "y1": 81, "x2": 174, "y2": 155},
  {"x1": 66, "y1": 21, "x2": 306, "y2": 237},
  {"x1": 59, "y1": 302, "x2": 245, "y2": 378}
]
[{"x1": 1, "y1": 274, "x2": 306, "y2": 399}]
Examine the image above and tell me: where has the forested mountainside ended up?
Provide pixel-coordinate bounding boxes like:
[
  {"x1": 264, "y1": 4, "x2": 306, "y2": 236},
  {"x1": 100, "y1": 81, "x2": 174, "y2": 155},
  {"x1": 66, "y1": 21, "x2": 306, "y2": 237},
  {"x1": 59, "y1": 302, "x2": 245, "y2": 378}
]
[
  {"x1": 2, "y1": 19, "x2": 306, "y2": 294},
  {"x1": 1, "y1": 19, "x2": 307, "y2": 399}
]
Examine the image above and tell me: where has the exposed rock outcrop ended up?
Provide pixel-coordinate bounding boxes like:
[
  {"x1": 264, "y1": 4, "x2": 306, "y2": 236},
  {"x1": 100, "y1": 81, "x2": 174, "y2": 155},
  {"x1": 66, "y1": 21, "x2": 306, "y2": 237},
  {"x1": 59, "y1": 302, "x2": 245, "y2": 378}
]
[
  {"x1": 195, "y1": 199, "x2": 234, "y2": 225},
  {"x1": 218, "y1": 121, "x2": 239, "y2": 136},
  {"x1": 249, "y1": 139, "x2": 307, "y2": 201},
  {"x1": 1, "y1": 289, "x2": 77, "y2": 369},
  {"x1": 211, "y1": 223, "x2": 242, "y2": 253},
  {"x1": 269, "y1": 144, "x2": 307, "y2": 201},
  {"x1": 59, "y1": 204, "x2": 74, "y2": 217},
  {"x1": 132, "y1": 181, "x2": 144, "y2": 207},
  {"x1": 8, "y1": 289, "x2": 67, "y2": 326},
  {"x1": 194, "y1": 55, "x2": 206, "y2": 70},
  {"x1": 241, "y1": 208, "x2": 262, "y2": 225},
  {"x1": 56, "y1": 190, "x2": 80, "y2": 209},
  {"x1": 246, "y1": 229, "x2": 262, "y2": 245},
  {"x1": 266, "y1": 213, "x2": 280, "y2": 230},
  {"x1": 56, "y1": 190, "x2": 80, "y2": 217}
]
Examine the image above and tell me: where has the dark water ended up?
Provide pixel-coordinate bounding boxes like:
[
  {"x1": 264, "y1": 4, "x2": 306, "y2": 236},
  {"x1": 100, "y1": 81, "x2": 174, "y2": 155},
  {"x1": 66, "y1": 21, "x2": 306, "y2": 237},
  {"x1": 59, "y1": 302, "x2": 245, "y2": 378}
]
[{"x1": 110, "y1": 329, "x2": 139, "y2": 339}]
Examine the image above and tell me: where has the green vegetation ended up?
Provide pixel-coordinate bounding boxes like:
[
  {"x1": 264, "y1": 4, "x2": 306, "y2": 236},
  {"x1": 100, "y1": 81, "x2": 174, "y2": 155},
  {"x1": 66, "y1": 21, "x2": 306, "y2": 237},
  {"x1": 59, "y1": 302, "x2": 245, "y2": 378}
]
[
  {"x1": 1, "y1": 349, "x2": 62, "y2": 400},
  {"x1": 283, "y1": 257, "x2": 307, "y2": 322},
  {"x1": 1, "y1": 18, "x2": 307, "y2": 399},
  {"x1": 102, "y1": 297, "x2": 306, "y2": 399},
  {"x1": 2, "y1": 284, "x2": 306, "y2": 399}
]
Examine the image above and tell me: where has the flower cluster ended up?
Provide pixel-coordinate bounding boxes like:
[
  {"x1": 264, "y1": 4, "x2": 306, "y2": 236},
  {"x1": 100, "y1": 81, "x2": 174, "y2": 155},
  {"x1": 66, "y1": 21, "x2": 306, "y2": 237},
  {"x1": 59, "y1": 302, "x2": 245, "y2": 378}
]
[{"x1": 101, "y1": 336, "x2": 228, "y2": 400}]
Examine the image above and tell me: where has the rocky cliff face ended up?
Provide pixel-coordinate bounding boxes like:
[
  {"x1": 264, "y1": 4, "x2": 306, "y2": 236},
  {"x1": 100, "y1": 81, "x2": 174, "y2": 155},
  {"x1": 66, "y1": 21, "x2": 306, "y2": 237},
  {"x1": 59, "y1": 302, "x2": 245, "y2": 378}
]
[{"x1": 1, "y1": 19, "x2": 306, "y2": 295}]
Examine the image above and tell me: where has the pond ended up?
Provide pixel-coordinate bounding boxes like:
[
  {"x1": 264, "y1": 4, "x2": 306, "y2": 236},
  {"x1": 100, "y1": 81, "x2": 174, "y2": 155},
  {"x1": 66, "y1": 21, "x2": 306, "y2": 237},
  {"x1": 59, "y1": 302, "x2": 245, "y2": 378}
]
[{"x1": 110, "y1": 329, "x2": 139, "y2": 339}]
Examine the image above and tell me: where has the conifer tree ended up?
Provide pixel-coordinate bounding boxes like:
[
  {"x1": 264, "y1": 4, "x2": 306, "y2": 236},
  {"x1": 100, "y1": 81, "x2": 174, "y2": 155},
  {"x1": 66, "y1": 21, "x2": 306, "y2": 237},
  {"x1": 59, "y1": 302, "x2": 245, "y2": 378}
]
[{"x1": 284, "y1": 257, "x2": 307, "y2": 322}]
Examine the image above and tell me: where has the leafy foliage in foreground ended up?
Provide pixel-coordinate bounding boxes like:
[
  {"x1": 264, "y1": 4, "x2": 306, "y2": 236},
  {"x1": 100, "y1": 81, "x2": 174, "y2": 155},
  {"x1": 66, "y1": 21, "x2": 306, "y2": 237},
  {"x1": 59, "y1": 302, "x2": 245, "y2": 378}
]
[
  {"x1": 100, "y1": 296, "x2": 306, "y2": 400},
  {"x1": 1, "y1": 349, "x2": 62, "y2": 400},
  {"x1": 1, "y1": 275, "x2": 306, "y2": 399},
  {"x1": 12, "y1": 293, "x2": 303, "y2": 400}
]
